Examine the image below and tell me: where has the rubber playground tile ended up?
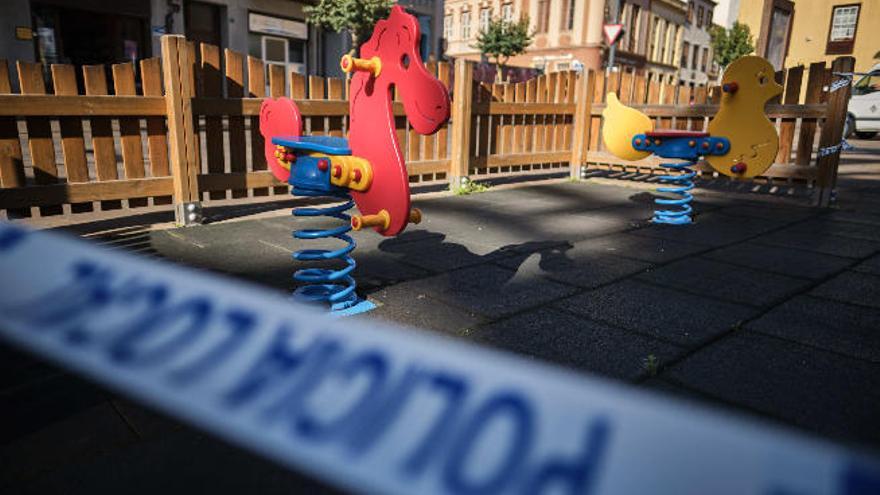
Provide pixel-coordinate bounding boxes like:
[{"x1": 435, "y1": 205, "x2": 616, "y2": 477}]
[
  {"x1": 0, "y1": 372, "x2": 110, "y2": 444},
  {"x1": 782, "y1": 218, "x2": 880, "y2": 242},
  {"x1": 636, "y1": 257, "x2": 811, "y2": 307},
  {"x1": 8, "y1": 426, "x2": 340, "y2": 495},
  {"x1": 664, "y1": 332, "x2": 880, "y2": 446},
  {"x1": 810, "y1": 270, "x2": 880, "y2": 309},
  {"x1": 373, "y1": 230, "x2": 521, "y2": 273},
  {"x1": 364, "y1": 283, "x2": 486, "y2": 335},
  {"x1": 746, "y1": 295, "x2": 880, "y2": 363},
  {"x1": 398, "y1": 263, "x2": 579, "y2": 319},
  {"x1": 493, "y1": 243, "x2": 652, "y2": 289},
  {"x1": 712, "y1": 203, "x2": 820, "y2": 222},
  {"x1": 630, "y1": 212, "x2": 785, "y2": 247},
  {"x1": 703, "y1": 241, "x2": 853, "y2": 280},
  {"x1": 571, "y1": 232, "x2": 709, "y2": 264},
  {"x1": 753, "y1": 228, "x2": 880, "y2": 259},
  {"x1": 470, "y1": 308, "x2": 684, "y2": 381},
  {"x1": 0, "y1": 401, "x2": 139, "y2": 488},
  {"x1": 555, "y1": 280, "x2": 756, "y2": 346},
  {"x1": 853, "y1": 254, "x2": 880, "y2": 276}
]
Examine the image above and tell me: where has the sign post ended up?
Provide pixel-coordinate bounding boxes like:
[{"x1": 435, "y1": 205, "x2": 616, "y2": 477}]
[{"x1": 605, "y1": 0, "x2": 624, "y2": 74}]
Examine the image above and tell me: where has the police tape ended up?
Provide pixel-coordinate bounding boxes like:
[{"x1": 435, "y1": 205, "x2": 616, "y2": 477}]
[{"x1": 0, "y1": 221, "x2": 878, "y2": 495}]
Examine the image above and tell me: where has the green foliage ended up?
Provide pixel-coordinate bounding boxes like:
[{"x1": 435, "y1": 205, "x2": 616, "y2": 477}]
[
  {"x1": 474, "y1": 17, "x2": 533, "y2": 74},
  {"x1": 451, "y1": 179, "x2": 491, "y2": 195},
  {"x1": 643, "y1": 354, "x2": 659, "y2": 376},
  {"x1": 304, "y1": 0, "x2": 395, "y2": 46},
  {"x1": 710, "y1": 21, "x2": 755, "y2": 69}
]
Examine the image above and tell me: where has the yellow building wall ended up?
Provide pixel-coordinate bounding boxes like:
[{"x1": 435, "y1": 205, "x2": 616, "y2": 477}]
[
  {"x1": 736, "y1": 0, "x2": 766, "y2": 42},
  {"x1": 785, "y1": 0, "x2": 879, "y2": 74},
  {"x1": 738, "y1": 0, "x2": 879, "y2": 73}
]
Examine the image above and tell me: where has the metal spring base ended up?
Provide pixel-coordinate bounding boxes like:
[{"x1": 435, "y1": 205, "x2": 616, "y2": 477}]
[
  {"x1": 292, "y1": 190, "x2": 375, "y2": 315},
  {"x1": 653, "y1": 159, "x2": 696, "y2": 225}
]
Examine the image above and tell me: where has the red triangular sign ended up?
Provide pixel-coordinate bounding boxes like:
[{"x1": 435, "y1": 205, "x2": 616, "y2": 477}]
[{"x1": 604, "y1": 24, "x2": 624, "y2": 45}]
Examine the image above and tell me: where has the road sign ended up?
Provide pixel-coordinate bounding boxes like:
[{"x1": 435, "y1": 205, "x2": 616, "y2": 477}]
[{"x1": 604, "y1": 24, "x2": 624, "y2": 45}]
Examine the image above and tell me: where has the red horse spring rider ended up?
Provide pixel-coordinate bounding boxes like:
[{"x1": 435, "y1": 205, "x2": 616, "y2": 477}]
[{"x1": 259, "y1": 6, "x2": 450, "y2": 315}]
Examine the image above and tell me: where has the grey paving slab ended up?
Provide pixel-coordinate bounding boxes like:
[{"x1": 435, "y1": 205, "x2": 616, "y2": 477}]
[
  {"x1": 493, "y1": 242, "x2": 652, "y2": 289},
  {"x1": 636, "y1": 257, "x2": 811, "y2": 307},
  {"x1": 555, "y1": 280, "x2": 756, "y2": 346},
  {"x1": 470, "y1": 308, "x2": 684, "y2": 380},
  {"x1": 571, "y1": 232, "x2": 710, "y2": 263},
  {"x1": 746, "y1": 295, "x2": 880, "y2": 363},
  {"x1": 754, "y1": 228, "x2": 880, "y2": 258},
  {"x1": 363, "y1": 283, "x2": 486, "y2": 335},
  {"x1": 0, "y1": 403, "x2": 139, "y2": 487},
  {"x1": 397, "y1": 263, "x2": 579, "y2": 319},
  {"x1": 703, "y1": 241, "x2": 853, "y2": 280},
  {"x1": 810, "y1": 270, "x2": 880, "y2": 309},
  {"x1": 630, "y1": 211, "x2": 786, "y2": 247},
  {"x1": 664, "y1": 332, "x2": 880, "y2": 446}
]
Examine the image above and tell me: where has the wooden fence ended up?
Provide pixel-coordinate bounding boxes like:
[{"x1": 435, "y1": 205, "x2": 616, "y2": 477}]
[{"x1": 0, "y1": 35, "x2": 854, "y2": 224}]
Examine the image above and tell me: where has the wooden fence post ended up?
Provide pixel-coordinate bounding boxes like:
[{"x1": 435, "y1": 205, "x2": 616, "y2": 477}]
[
  {"x1": 449, "y1": 58, "x2": 473, "y2": 189},
  {"x1": 815, "y1": 56, "x2": 855, "y2": 207},
  {"x1": 569, "y1": 69, "x2": 595, "y2": 180},
  {"x1": 161, "y1": 35, "x2": 201, "y2": 225}
]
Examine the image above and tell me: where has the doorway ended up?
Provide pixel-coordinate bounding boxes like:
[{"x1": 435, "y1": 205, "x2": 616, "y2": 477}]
[{"x1": 185, "y1": 0, "x2": 223, "y2": 49}]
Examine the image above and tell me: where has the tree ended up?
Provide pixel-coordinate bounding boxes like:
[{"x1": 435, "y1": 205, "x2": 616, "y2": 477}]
[
  {"x1": 304, "y1": 0, "x2": 395, "y2": 48},
  {"x1": 474, "y1": 17, "x2": 533, "y2": 81},
  {"x1": 710, "y1": 21, "x2": 755, "y2": 69}
]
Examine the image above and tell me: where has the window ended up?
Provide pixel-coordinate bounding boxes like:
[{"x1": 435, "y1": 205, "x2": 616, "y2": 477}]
[
  {"x1": 461, "y1": 11, "x2": 471, "y2": 39},
  {"x1": 682, "y1": 41, "x2": 690, "y2": 68},
  {"x1": 501, "y1": 3, "x2": 513, "y2": 22},
  {"x1": 536, "y1": 0, "x2": 549, "y2": 33},
  {"x1": 561, "y1": 0, "x2": 575, "y2": 31},
  {"x1": 701, "y1": 47, "x2": 708, "y2": 72},
  {"x1": 827, "y1": 4, "x2": 860, "y2": 54},
  {"x1": 480, "y1": 8, "x2": 491, "y2": 32},
  {"x1": 766, "y1": 7, "x2": 791, "y2": 67},
  {"x1": 692, "y1": 42, "x2": 699, "y2": 69},
  {"x1": 444, "y1": 14, "x2": 453, "y2": 40},
  {"x1": 853, "y1": 71, "x2": 880, "y2": 96},
  {"x1": 697, "y1": 6, "x2": 704, "y2": 28},
  {"x1": 687, "y1": 1, "x2": 694, "y2": 23}
]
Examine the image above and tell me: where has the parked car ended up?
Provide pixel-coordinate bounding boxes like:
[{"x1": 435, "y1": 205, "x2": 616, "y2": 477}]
[{"x1": 846, "y1": 63, "x2": 880, "y2": 139}]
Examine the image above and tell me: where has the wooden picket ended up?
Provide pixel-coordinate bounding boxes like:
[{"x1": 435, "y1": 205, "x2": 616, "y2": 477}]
[{"x1": 0, "y1": 37, "x2": 855, "y2": 223}]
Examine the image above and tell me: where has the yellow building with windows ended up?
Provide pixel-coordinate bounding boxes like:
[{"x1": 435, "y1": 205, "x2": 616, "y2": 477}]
[{"x1": 736, "y1": 0, "x2": 879, "y2": 73}]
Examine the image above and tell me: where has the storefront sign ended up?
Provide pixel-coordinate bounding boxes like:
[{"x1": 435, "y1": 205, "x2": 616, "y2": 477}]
[{"x1": 249, "y1": 13, "x2": 307, "y2": 40}]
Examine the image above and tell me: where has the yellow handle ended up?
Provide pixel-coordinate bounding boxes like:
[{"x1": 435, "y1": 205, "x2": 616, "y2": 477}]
[
  {"x1": 351, "y1": 210, "x2": 391, "y2": 231},
  {"x1": 340, "y1": 54, "x2": 382, "y2": 77}
]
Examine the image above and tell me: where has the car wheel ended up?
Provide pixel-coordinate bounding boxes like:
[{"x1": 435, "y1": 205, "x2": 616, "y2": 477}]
[
  {"x1": 844, "y1": 114, "x2": 855, "y2": 138},
  {"x1": 855, "y1": 131, "x2": 877, "y2": 140}
]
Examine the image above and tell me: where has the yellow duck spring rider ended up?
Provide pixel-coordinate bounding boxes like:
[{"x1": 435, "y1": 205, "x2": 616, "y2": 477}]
[{"x1": 602, "y1": 56, "x2": 783, "y2": 224}]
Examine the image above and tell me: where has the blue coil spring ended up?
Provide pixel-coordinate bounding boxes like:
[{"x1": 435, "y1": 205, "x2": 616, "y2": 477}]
[
  {"x1": 291, "y1": 189, "x2": 360, "y2": 311},
  {"x1": 653, "y1": 159, "x2": 697, "y2": 225}
]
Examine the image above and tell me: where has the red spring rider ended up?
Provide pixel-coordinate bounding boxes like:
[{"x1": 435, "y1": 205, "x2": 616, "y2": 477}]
[{"x1": 259, "y1": 6, "x2": 450, "y2": 315}]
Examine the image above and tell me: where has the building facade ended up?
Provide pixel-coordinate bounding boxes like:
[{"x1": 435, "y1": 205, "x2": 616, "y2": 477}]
[
  {"x1": 680, "y1": 0, "x2": 717, "y2": 86},
  {"x1": 0, "y1": 0, "x2": 444, "y2": 83},
  {"x1": 737, "y1": 0, "x2": 877, "y2": 75},
  {"x1": 712, "y1": 0, "x2": 740, "y2": 28},
  {"x1": 643, "y1": 0, "x2": 687, "y2": 85},
  {"x1": 443, "y1": 0, "x2": 605, "y2": 73}
]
